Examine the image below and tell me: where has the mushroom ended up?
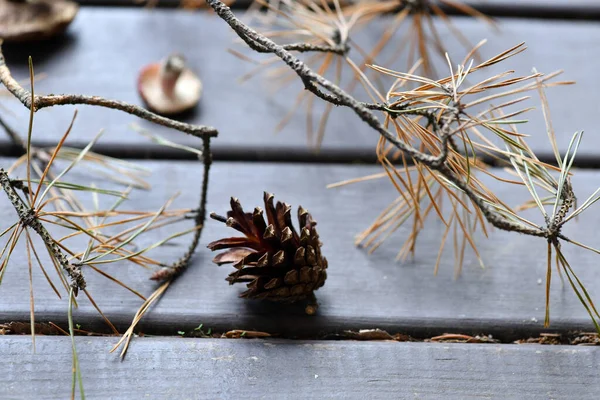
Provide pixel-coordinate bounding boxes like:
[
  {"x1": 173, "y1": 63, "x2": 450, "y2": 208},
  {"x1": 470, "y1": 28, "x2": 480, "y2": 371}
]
[
  {"x1": 137, "y1": 54, "x2": 203, "y2": 116},
  {"x1": 0, "y1": 0, "x2": 79, "y2": 42}
]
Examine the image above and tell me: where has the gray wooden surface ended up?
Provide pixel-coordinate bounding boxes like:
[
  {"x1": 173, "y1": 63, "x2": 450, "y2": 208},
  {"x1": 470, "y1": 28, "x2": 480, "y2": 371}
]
[
  {"x1": 75, "y1": 1, "x2": 600, "y2": 19},
  {"x1": 3, "y1": 4, "x2": 600, "y2": 399},
  {"x1": 2, "y1": 8, "x2": 599, "y2": 161},
  {"x1": 1, "y1": 157, "x2": 599, "y2": 339},
  {"x1": 1, "y1": 336, "x2": 599, "y2": 400}
]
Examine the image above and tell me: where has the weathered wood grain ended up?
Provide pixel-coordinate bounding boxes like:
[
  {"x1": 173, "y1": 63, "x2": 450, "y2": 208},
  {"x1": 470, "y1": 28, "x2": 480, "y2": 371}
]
[
  {"x1": 75, "y1": 0, "x2": 600, "y2": 19},
  {"x1": 1, "y1": 8, "x2": 598, "y2": 161},
  {"x1": 1, "y1": 337, "x2": 599, "y2": 400},
  {"x1": 1, "y1": 158, "x2": 600, "y2": 339}
]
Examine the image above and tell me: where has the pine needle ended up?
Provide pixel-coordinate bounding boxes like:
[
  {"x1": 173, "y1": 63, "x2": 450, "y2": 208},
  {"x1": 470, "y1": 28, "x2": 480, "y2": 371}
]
[
  {"x1": 111, "y1": 280, "x2": 170, "y2": 359},
  {"x1": 68, "y1": 288, "x2": 85, "y2": 400}
]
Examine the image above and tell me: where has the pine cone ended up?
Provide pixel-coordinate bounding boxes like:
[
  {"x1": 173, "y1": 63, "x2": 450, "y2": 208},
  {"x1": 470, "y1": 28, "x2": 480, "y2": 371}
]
[{"x1": 207, "y1": 193, "x2": 327, "y2": 312}]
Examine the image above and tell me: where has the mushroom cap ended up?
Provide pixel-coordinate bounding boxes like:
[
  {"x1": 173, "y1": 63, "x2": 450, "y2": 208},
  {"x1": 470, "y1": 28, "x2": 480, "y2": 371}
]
[
  {"x1": 138, "y1": 60, "x2": 203, "y2": 116},
  {"x1": 0, "y1": 0, "x2": 79, "y2": 42}
]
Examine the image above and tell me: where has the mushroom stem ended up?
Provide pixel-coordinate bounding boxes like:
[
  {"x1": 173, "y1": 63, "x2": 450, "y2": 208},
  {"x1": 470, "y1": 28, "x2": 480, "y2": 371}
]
[{"x1": 159, "y1": 54, "x2": 186, "y2": 97}]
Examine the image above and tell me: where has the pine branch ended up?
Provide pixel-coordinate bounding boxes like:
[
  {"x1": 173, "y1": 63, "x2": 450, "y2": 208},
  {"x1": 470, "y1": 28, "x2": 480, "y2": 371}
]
[
  {"x1": 0, "y1": 41, "x2": 218, "y2": 291},
  {"x1": 0, "y1": 168, "x2": 86, "y2": 293},
  {"x1": 251, "y1": 41, "x2": 349, "y2": 55},
  {"x1": 205, "y1": 0, "x2": 545, "y2": 238}
]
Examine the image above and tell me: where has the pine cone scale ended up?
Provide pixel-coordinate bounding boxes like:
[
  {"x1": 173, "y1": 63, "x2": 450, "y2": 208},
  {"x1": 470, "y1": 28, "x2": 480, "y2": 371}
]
[
  {"x1": 212, "y1": 248, "x2": 255, "y2": 265},
  {"x1": 207, "y1": 237, "x2": 261, "y2": 251}
]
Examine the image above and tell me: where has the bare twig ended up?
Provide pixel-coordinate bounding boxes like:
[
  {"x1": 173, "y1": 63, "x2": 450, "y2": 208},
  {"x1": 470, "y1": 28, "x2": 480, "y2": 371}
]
[{"x1": 151, "y1": 135, "x2": 213, "y2": 280}]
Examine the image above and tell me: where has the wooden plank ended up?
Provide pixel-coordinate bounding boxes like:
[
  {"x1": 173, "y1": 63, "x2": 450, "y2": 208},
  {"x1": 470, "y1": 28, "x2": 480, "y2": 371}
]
[
  {"x1": 1, "y1": 8, "x2": 599, "y2": 161},
  {"x1": 2, "y1": 158, "x2": 600, "y2": 338},
  {"x1": 1, "y1": 337, "x2": 599, "y2": 399},
  {"x1": 75, "y1": 1, "x2": 600, "y2": 19}
]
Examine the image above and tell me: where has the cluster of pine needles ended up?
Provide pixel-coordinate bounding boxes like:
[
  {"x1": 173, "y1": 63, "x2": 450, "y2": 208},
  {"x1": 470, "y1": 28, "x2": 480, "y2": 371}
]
[{"x1": 332, "y1": 43, "x2": 600, "y2": 332}]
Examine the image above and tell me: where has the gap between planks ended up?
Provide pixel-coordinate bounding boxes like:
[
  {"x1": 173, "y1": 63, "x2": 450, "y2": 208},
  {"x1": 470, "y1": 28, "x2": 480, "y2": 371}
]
[{"x1": 5, "y1": 142, "x2": 600, "y2": 169}]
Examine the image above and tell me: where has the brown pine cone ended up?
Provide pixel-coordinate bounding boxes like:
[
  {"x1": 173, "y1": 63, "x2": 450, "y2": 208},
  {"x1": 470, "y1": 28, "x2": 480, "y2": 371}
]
[{"x1": 207, "y1": 193, "x2": 327, "y2": 313}]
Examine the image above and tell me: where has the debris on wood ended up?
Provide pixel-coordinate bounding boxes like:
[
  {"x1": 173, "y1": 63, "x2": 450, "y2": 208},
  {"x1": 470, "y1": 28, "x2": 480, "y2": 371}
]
[
  {"x1": 178, "y1": 324, "x2": 216, "y2": 338},
  {"x1": 343, "y1": 329, "x2": 411, "y2": 341},
  {"x1": 224, "y1": 330, "x2": 272, "y2": 339},
  {"x1": 0, "y1": 321, "x2": 65, "y2": 335},
  {"x1": 571, "y1": 333, "x2": 600, "y2": 346},
  {"x1": 429, "y1": 333, "x2": 499, "y2": 344},
  {"x1": 515, "y1": 333, "x2": 564, "y2": 345}
]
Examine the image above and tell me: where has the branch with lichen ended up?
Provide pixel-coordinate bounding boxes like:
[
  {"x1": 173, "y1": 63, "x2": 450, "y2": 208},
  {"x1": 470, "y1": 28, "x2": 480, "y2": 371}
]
[{"x1": 0, "y1": 168, "x2": 85, "y2": 292}]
